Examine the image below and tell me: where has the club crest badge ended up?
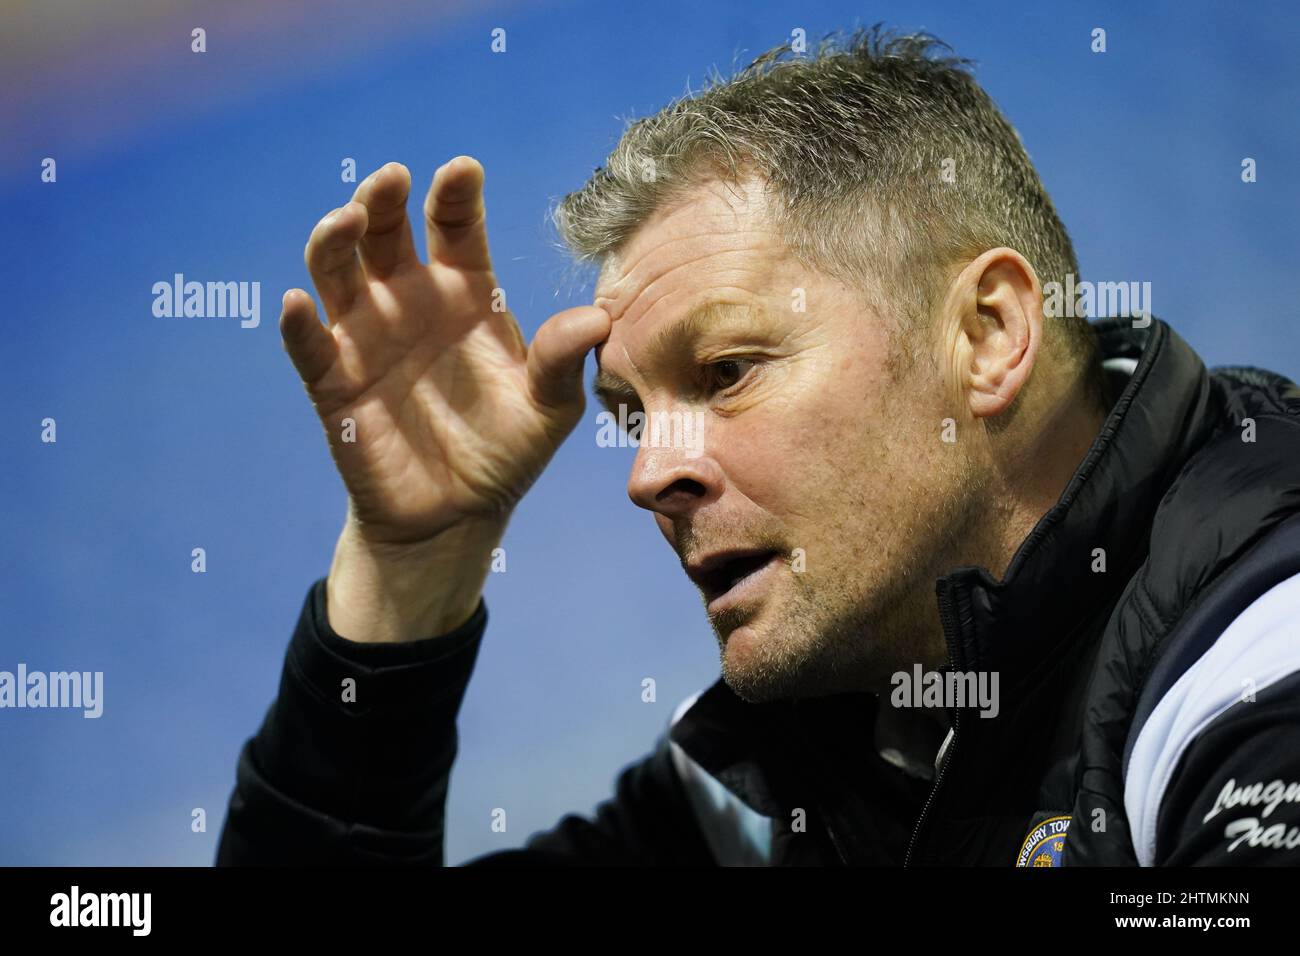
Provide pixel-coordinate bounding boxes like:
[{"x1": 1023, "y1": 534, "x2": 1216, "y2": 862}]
[{"x1": 1015, "y1": 814, "x2": 1071, "y2": 867}]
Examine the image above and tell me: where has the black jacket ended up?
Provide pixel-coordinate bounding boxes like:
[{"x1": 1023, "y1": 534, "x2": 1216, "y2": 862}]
[{"x1": 216, "y1": 318, "x2": 1300, "y2": 866}]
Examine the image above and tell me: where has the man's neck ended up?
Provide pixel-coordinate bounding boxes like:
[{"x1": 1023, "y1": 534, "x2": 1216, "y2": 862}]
[{"x1": 985, "y1": 369, "x2": 1109, "y2": 580}]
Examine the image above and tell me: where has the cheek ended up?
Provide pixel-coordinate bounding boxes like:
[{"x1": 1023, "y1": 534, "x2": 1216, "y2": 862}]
[{"x1": 714, "y1": 368, "x2": 877, "y2": 514}]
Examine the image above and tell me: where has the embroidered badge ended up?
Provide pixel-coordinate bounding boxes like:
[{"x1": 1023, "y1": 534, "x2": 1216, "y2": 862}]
[{"x1": 1015, "y1": 815, "x2": 1071, "y2": 867}]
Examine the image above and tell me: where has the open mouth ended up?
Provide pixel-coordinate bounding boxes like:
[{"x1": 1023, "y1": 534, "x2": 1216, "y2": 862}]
[{"x1": 691, "y1": 550, "x2": 782, "y2": 604}]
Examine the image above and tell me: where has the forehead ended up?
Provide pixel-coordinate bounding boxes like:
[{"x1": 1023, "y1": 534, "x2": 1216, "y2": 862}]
[{"x1": 592, "y1": 175, "x2": 784, "y2": 329}]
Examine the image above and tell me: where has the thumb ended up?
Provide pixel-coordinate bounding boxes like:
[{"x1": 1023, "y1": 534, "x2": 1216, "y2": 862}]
[
  {"x1": 280, "y1": 289, "x2": 339, "y2": 386},
  {"x1": 526, "y1": 305, "x2": 611, "y2": 413}
]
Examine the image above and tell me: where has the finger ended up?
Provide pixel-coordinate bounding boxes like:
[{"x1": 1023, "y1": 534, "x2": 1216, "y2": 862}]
[
  {"x1": 423, "y1": 155, "x2": 493, "y2": 272},
  {"x1": 526, "y1": 306, "x2": 612, "y2": 412},
  {"x1": 352, "y1": 162, "x2": 418, "y2": 278},
  {"x1": 304, "y1": 202, "x2": 368, "y2": 318},
  {"x1": 280, "y1": 290, "x2": 339, "y2": 386}
]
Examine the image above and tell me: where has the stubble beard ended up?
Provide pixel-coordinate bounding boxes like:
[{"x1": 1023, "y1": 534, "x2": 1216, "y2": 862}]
[{"x1": 715, "y1": 426, "x2": 991, "y2": 705}]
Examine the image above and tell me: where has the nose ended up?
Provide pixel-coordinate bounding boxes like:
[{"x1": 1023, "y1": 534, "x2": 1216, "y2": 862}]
[{"x1": 626, "y1": 440, "x2": 723, "y2": 519}]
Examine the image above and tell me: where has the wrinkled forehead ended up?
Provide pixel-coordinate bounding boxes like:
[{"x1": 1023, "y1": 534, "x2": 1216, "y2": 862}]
[{"x1": 592, "y1": 175, "x2": 778, "y2": 328}]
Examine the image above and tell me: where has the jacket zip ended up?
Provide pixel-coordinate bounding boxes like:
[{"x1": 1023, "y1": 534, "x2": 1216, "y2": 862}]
[{"x1": 902, "y1": 582, "x2": 964, "y2": 867}]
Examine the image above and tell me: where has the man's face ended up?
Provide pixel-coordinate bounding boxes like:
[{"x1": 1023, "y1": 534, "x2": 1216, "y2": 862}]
[{"x1": 592, "y1": 176, "x2": 985, "y2": 702}]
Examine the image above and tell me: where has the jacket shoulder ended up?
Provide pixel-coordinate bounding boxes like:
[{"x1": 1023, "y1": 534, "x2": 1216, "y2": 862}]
[
  {"x1": 1138, "y1": 367, "x2": 1300, "y2": 629},
  {"x1": 1118, "y1": 363, "x2": 1300, "y2": 864}
]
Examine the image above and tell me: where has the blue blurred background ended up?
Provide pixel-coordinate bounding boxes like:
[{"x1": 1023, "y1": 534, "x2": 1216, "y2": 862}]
[{"x1": 2, "y1": 0, "x2": 1297, "y2": 865}]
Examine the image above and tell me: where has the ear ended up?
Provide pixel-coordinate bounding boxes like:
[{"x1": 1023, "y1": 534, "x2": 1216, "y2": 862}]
[{"x1": 948, "y1": 248, "x2": 1042, "y2": 419}]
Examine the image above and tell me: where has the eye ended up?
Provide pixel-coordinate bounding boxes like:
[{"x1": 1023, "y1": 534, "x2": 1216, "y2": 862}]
[{"x1": 704, "y1": 358, "x2": 757, "y2": 393}]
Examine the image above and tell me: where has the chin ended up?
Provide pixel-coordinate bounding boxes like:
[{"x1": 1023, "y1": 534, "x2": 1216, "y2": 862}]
[
  {"x1": 716, "y1": 618, "x2": 808, "y2": 704},
  {"x1": 716, "y1": 599, "x2": 880, "y2": 703}
]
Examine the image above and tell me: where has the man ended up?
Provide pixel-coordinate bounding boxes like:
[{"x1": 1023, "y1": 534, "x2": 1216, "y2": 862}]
[{"x1": 217, "y1": 28, "x2": 1300, "y2": 866}]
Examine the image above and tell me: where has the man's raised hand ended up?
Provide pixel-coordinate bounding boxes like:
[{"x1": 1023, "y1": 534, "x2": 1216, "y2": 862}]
[
  {"x1": 280, "y1": 158, "x2": 610, "y2": 641},
  {"x1": 280, "y1": 157, "x2": 610, "y2": 548}
]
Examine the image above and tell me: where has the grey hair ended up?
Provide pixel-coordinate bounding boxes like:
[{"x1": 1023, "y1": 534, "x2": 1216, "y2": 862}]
[{"x1": 553, "y1": 25, "x2": 1101, "y2": 388}]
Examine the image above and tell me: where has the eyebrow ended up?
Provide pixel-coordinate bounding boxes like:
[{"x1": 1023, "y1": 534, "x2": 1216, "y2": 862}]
[{"x1": 591, "y1": 301, "x2": 763, "y2": 413}]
